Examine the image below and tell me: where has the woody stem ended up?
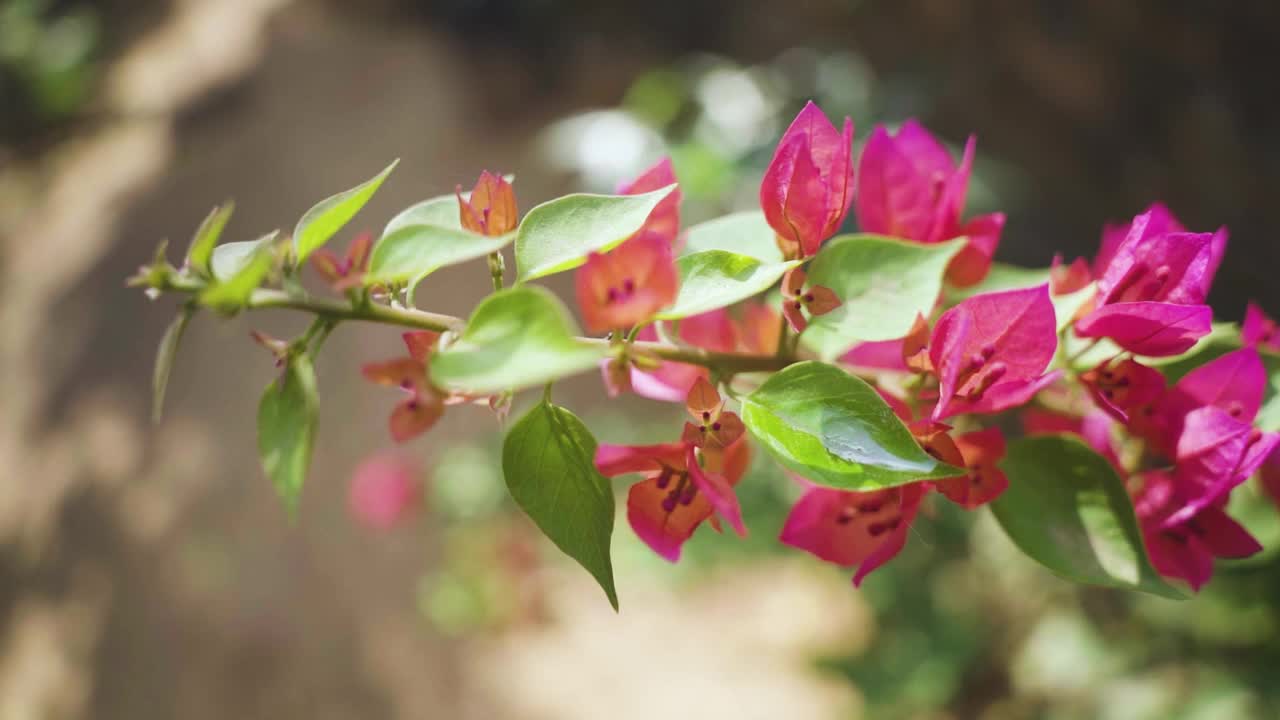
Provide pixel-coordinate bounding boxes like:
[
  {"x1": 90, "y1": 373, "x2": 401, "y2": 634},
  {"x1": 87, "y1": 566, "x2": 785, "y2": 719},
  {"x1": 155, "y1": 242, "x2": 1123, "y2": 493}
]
[{"x1": 158, "y1": 281, "x2": 796, "y2": 374}]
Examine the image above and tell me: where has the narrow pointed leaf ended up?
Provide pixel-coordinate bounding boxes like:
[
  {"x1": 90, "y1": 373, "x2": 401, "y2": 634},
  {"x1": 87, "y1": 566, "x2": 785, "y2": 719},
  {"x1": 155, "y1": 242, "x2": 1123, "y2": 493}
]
[
  {"x1": 185, "y1": 202, "x2": 234, "y2": 275},
  {"x1": 655, "y1": 250, "x2": 799, "y2": 320},
  {"x1": 257, "y1": 353, "x2": 319, "y2": 515},
  {"x1": 681, "y1": 210, "x2": 783, "y2": 263},
  {"x1": 801, "y1": 235, "x2": 964, "y2": 360},
  {"x1": 431, "y1": 286, "x2": 607, "y2": 393},
  {"x1": 991, "y1": 436, "x2": 1184, "y2": 599},
  {"x1": 514, "y1": 186, "x2": 676, "y2": 282},
  {"x1": 741, "y1": 361, "x2": 963, "y2": 489},
  {"x1": 152, "y1": 304, "x2": 195, "y2": 422},
  {"x1": 503, "y1": 401, "x2": 618, "y2": 609},
  {"x1": 293, "y1": 159, "x2": 398, "y2": 262}
]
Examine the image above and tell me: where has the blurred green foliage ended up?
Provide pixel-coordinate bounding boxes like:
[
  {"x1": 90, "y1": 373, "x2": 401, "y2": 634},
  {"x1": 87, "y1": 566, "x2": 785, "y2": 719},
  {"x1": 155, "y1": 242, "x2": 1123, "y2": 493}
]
[{"x1": 0, "y1": 0, "x2": 98, "y2": 146}]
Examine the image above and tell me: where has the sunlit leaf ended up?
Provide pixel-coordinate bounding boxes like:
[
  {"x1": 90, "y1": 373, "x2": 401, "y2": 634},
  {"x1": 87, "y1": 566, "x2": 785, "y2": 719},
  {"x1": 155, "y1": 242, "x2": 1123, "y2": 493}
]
[
  {"x1": 185, "y1": 202, "x2": 234, "y2": 276},
  {"x1": 293, "y1": 159, "x2": 398, "y2": 262},
  {"x1": 385, "y1": 194, "x2": 462, "y2": 234},
  {"x1": 503, "y1": 401, "x2": 618, "y2": 609},
  {"x1": 366, "y1": 225, "x2": 513, "y2": 288},
  {"x1": 801, "y1": 235, "x2": 963, "y2": 360},
  {"x1": 991, "y1": 435, "x2": 1183, "y2": 599},
  {"x1": 680, "y1": 210, "x2": 783, "y2": 263},
  {"x1": 741, "y1": 361, "x2": 962, "y2": 489},
  {"x1": 514, "y1": 186, "x2": 675, "y2": 281},
  {"x1": 431, "y1": 286, "x2": 607, "y2": 393},
  {"x1": 201, "y1": 231, "x2": 278, "y2": 310},
  {"x1": 656, "y1": 250, "x2": 799, "y2": 320}
]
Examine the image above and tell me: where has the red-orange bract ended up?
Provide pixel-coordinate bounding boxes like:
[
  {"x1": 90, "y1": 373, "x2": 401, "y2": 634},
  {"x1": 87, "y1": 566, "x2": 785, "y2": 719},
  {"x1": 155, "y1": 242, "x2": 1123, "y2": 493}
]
[
  {"x1": 575, "y1": 231, "x2": 678, "y2": 333},
  {"x1": 457, "y1": 171, "x2": 518, "y2": 236}
]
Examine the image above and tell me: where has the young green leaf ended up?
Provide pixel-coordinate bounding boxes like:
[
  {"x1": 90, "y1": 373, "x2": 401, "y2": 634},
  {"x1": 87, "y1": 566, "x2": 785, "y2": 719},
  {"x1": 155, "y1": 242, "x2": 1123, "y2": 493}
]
[
  {"x1": 991, "y1": 435, "x2": 1183, "y2": 599},
  {"x1": 152, "y1": 304, "x2": 195, "y2": 423},
  {"x1": 293, "y1": 159, "x2": 399, "y2": 263},
  {"x1": 431, "y1": 286, "x2": 607, "y2": 394},
  {"x1": 200, "y1": 232, "x2": 278, "y2": 311},
  {"x1": 801, "y1": 235, "x2": 963, "y2": 361},
  {"x1": 741, "y1": 361, "x2": 962, "y2": 489},
  {"x1": 503, "y1": 401, "x2": 618, "y2": 609},
  {"x1": 655, "y1": 250, "x2": 799, "y2": 320},
  {"x1": 365, "y1": 225, "x2": 514, "y2": 288},
  {"x1": 258, "y1": 353, "x2": 319, "y2": 515},
  {"x1": 185, "y1": 202, "x2": 234, "y2": 276},
  {"x1": 680, "y1": 210, "x2": 783, "y2": 263},
  {"x1": 514, "y1": 185, "x2": 676, "y2": 282},
  {"x1": 209, "y1": 231, "x2": 279, "y2": 281},
  {"x1": 384, "y1": 194, "x2": 462, "y2": 235}
]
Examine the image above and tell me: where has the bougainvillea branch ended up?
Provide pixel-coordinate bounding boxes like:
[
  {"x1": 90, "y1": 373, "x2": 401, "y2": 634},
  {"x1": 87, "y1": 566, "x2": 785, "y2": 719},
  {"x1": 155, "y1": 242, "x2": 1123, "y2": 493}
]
[{"x1": 134, "y1": 99, "x2": 1280, "y2": 614}]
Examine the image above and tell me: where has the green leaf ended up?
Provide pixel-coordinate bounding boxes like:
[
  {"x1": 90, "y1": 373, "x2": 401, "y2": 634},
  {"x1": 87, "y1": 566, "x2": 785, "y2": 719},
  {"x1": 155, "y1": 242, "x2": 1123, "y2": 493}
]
[
  {"x1": 185, "y1": 202, "x2": 234, "y2": 275},
  {"x1": 991, "y1": 436, "x2": 1183, "y2": 599},
  {"x1": 503, "y1": 401, "x2": 617, "y2": 609},
  {"x1": 152, "y1": 304, "x2": 195, "y2": 423},
  {"x1": 257, "y1": 353, "x2": 319, "y2": 515},
  {"x1": 293, "y1": 159, "x2": 398, "y2": 263},
  {"x1": 741, "y1": 361, "x2": 962, "y2": 490},
  {"x1": 431, "y1": 286, "x2": 607, "y2": 394},
  {"x1": 209, "y1": 231, "x2": 278, "y2": 281},
  {"x1": 365, "y1": 225, "x2": 513, "y2": 288},
  {"x1": 514, "y1": 186, "x2": 676, "y2": 282},
  {"x1": 680, "y1": 210, "x2": 783, "y2": 263},
  {"x1": 385, "y1": 194, "x2": 462, "y2": 234},
  {"x1": 200, "y1": 232, "x2": 278, "y2": 311},
  {"x1": 655, "y1": 250, "x2": 799, "y2": 320},
  {"x1": 801, "y1": 235, "x2": 964, "y2": 361}
]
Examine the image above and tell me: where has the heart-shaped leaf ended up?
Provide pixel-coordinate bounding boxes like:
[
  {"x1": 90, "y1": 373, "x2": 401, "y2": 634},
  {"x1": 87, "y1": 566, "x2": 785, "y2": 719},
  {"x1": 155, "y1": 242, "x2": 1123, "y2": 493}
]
[
  {"x1": 514, "y1": 186, "x2": 676, "y2": 282},
  {"x1": 185, "y1": 202, "x2": 234, "y2": 276},
  {"x1": 681, "y1": 210, "x2": 783, "y2": 263},
  {"x1": 503, "y1": 401, "x2": 618, "y2": 609},
  {"x1": 741, "y1": 361, "x2": 962, "y2": 489},
  {"x1": 431, "y1": 286, "x2": 607, "y2": 393},
  {"x1": 293, "y1": 159, "x2": 398, "y2": 263},
  {"x1": 258, "y1": 353, "x2": 319, "y2": 515},
  {"x1": 801, "y1": 235, "x2": 964, "y2": 360},
  {"x1": 655, "y1": 250, "x2": 799, "y2": 320},
  {"x1": 991, "y1": 435, "x2": 1183, "y2": 599}
]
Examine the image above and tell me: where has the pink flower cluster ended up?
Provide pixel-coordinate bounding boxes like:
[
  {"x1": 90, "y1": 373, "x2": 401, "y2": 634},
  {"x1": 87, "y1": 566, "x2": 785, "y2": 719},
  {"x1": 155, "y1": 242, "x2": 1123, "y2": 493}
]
[
  {"x1": 338, "y1": 101, "x2": 1277, "y2": 591},
  {"x1": 583, "y1": 101, "x2": 1277, "y2": 591}
]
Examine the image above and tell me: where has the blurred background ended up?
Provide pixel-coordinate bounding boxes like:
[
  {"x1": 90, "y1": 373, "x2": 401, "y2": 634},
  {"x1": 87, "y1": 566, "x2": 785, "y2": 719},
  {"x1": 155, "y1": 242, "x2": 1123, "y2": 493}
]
[{"x1": 3, "y1": 1, "x2": 1280, "y2": 718}]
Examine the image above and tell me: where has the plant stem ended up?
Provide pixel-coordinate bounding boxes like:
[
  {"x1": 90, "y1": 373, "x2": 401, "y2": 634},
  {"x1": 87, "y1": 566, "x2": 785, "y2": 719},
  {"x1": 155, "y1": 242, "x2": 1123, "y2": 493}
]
[
  {"x1": 159, "y1": 283, "x2": 795, "y2": 375},
  {"x1": 488, "y1": 251, "x2": 505, "y2": 291}
]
